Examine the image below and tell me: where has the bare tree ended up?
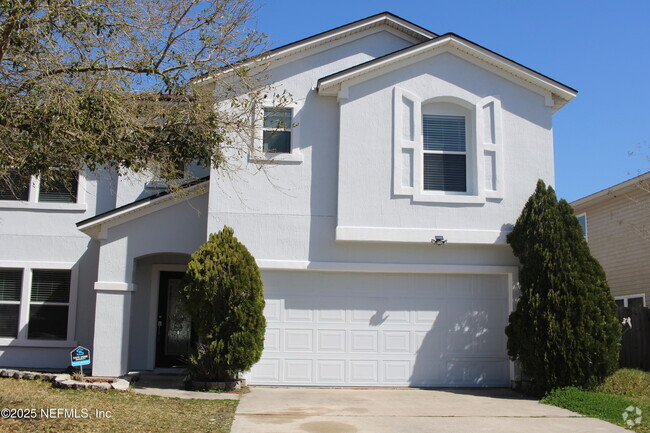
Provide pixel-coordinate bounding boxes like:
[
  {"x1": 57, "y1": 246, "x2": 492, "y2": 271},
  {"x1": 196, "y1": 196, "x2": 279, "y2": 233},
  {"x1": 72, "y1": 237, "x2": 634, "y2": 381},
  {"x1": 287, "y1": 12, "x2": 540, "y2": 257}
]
[{"x1": 0, "y1": 0, "x2": 285, "y2": 189}]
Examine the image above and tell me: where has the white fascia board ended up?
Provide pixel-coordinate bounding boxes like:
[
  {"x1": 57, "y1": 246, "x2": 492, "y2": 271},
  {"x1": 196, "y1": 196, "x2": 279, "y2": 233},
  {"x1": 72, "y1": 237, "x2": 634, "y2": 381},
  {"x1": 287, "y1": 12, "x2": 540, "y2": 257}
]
[
  {"x1": 318, "y1": 35, "x2": 577, "y2": 109},
  {"x1": 194, "y1": 15, "x2": 435, "y2": 87},
  {"x1": 77, "y1": 182, "x2": 208, "y2": 239}
]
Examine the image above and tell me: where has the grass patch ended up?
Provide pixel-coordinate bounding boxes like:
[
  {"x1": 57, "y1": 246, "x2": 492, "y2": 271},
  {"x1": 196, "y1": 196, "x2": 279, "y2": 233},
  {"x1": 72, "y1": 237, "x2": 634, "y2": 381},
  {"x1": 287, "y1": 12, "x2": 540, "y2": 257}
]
[
  {"x1": 541, "y1": 369, "x2": 650, "y2": 432},
  {"x1": 0, "y1": 377, "x2": 238, "y2": 433}
]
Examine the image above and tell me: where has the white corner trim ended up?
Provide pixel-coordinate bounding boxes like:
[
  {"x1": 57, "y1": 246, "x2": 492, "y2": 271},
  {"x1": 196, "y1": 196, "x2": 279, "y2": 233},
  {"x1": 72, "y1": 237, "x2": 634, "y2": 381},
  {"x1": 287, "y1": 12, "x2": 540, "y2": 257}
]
[
  {"x1": 94, "y1": 282, "x2": 137, "y2": 292},
  {"x1": 256, "y1": 259, "x2": 518, "y2": 276},
  {"x1": 335, "y1": 226, "x2": 510, "y2": 244}
]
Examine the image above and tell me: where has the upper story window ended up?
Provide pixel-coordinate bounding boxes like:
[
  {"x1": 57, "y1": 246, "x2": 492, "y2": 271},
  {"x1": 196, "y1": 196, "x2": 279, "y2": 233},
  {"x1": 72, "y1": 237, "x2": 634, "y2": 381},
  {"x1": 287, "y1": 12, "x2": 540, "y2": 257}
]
[
  {"x1": 39, "y1": 172, "x2": 78, "y2": 203},
  {"x1": 392, "y1": 88, "x2": 503, "y2": 204},
  {"x1": 0, "y1": 171, "x2": 79, "y2": 204},
  {"x1": 423, "y1": 114, "x2": 467, "y2": 192},
  {"x1": 263, "y1": 107, "x2": 292, "y2": 153}
]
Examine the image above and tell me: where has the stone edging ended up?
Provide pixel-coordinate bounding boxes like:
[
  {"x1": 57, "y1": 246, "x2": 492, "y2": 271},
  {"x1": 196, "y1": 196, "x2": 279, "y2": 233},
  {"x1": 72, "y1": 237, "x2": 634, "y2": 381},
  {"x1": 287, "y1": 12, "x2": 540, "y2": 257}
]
[{"x1": 0, "y1": 369, "x2": 132, "y2": 391}]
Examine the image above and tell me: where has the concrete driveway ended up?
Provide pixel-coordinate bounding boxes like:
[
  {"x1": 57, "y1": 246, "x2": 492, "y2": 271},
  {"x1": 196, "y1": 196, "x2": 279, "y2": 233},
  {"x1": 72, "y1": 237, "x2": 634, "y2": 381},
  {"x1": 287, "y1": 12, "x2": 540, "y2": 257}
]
[{"x1": 231, "y1": 387, "x2": 629, "y2": 433}]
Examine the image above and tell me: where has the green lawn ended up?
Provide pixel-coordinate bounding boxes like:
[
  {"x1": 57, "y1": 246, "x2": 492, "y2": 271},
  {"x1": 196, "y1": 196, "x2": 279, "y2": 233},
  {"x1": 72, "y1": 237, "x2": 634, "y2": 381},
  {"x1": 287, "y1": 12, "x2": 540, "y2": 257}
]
[
  {"x1": 0, "y1": 378, "x2": 238, "y2": 433},
  {"x1": 542, "y1": 369, "x2": 650, "y2": 432}
]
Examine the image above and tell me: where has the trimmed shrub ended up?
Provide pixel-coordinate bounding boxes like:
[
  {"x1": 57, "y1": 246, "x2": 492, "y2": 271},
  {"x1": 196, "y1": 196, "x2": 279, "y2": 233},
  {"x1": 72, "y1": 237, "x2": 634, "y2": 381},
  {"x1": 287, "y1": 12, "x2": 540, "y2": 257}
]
[
  {"x1": 505, "y1": 180, "x2": 620, "y2": 393},
  {"x1": 181, "y1": 226, "x2": 266, "y2": 381}
]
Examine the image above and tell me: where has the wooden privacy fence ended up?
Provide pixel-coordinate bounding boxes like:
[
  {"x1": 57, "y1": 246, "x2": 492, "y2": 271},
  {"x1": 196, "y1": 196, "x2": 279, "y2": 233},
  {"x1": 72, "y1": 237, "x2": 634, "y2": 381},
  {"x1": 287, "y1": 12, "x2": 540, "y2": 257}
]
[{"x1": 618, "y1": 306, "x2": 650, "y2": 371}]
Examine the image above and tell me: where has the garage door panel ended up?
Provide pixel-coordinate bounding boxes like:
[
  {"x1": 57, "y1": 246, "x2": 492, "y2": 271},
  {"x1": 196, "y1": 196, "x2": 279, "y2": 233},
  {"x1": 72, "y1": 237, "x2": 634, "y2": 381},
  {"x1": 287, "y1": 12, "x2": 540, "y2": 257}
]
[
  {"x1": 284, "y1": 359, "x2": 312, "y2": 382},
  {"x1": 317, "y1": 330, "x2": 346, "y2": 352},
  {"x1": 264, "y1": 328, "x2": 281, "y2": 352},
  {"x1": 284, "y1": 329, "x2": 313, "y2": 352},
  {"x1": 382, "y1": 360, "x2": 411, "y2": 383},
  {"x1": 349, "y1": 360, "x2": 378, "y2": 383},
  {"x1": 316, "y1": 360, "x2": 345, "y2": 383},
  {"x1": 350, "y1": 330, "x2": 378, "y2": 352},
  {"x1": 252, "y1": 272, "x2": 510, "y2": 387}
]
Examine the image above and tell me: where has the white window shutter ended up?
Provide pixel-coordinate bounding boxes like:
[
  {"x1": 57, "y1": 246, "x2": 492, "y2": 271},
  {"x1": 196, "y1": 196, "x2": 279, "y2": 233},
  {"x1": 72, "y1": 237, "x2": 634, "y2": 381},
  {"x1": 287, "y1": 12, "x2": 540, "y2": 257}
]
[
  {"x1": 477, "y1": 96, "x2": 503, "y2": 199},
  {"x1": 393, "y1": 87, "x2": 421, "y2": 196}
]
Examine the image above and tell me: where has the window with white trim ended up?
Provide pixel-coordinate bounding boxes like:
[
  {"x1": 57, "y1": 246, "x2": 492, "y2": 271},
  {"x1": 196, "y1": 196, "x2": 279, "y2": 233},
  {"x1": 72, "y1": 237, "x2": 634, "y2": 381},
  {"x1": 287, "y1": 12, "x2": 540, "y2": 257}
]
[
  {"x1": 423, "y1": 114, "x2": 467, "y2": 192},
  {"x1": 615, "y1": 294, "x2": 646, "y2": 308},
  {"x1": 0, "y1": 269, "x2": 22, "y2": 338},
  {"x1": 392, "y1": 88, "x2": 503, "y2": 204},
  {"x1": 0, "y1": 268, "x2": 72, "y2": 341},
  {"x1": 262, "y1": 107, "x2": 292, "y2": 153},
  {"x1": 0, "y1": 171, "x2": 78, "y2": 203}
]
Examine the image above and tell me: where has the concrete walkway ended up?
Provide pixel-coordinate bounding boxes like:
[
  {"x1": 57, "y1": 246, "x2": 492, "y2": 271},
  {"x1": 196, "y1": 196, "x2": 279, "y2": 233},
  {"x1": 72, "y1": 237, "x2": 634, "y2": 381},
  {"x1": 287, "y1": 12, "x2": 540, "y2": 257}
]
[
  {"x1": 132, "y1": 374, "x2": 239, "y2": 400},
  {"x1": 231, "y1": 387, "x2": 630, "y2": 433}
]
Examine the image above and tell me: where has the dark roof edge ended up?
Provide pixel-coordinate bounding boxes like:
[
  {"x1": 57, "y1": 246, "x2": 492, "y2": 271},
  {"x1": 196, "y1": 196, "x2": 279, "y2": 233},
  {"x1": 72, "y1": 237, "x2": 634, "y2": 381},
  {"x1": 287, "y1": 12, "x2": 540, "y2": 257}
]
[
  {"x1": 192, "y1": 12, "x2": 437, "y2": 83},
  {"x1": 317, "y1": 32, "x2": 578, "y2": 95},
  {"x1": 76, "y1": 175, "x2": 210, "y2": 228}
]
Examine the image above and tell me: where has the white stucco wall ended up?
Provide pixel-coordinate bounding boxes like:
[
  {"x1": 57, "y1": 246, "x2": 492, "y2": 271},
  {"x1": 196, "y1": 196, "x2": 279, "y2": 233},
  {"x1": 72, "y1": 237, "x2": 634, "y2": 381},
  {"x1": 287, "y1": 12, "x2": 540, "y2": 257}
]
[
  {"x1": 206, "y1": 32, "x2": 554, "y2": 268},
  {"x1": 0, "y1": 176, "x2": 103, "y2": 369},
  {"x1": 336, "y1": 51, "x2": 554, "y2": 240}
]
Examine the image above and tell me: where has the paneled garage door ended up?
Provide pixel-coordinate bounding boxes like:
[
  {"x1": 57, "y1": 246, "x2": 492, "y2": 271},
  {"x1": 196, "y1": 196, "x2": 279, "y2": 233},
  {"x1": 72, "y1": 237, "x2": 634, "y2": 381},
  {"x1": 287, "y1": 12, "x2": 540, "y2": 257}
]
[{"x1": 247, "y1": 271, "x2": 510, "y2": 387}]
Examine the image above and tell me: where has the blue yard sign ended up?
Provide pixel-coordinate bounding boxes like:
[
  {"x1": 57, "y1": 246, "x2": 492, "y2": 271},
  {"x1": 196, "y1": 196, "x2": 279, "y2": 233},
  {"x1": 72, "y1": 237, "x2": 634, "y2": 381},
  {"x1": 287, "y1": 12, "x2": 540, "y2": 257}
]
[{"x1": 71, "y1": 346, "x2": 91, "y2": 367}]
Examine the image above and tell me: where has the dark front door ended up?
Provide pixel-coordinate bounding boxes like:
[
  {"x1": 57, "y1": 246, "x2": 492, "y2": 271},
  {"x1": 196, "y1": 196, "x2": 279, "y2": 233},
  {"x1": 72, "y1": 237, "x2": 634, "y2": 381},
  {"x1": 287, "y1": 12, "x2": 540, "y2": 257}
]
[{"x1": 156, "y1": 271, "x2": 193, "y2": 367}]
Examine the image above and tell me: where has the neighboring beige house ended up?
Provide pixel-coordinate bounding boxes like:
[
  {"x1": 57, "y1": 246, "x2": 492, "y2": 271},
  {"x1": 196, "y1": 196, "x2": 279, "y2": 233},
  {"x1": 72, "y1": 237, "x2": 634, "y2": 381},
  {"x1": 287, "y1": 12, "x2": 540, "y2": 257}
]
[{"x1": 571, "y1": 172, "x2": 650, "y2": 308}]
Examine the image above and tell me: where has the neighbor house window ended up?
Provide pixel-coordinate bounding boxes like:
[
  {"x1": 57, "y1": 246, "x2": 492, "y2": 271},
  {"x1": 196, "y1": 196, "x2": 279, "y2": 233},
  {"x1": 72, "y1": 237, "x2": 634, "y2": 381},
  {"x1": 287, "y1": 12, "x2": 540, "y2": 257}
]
[
  {"x1": 615, "y1": 295, "x2": 646, "y2": 308},
  {"x1": 576, "y1": 214, "x2": 587, "y2": 240},
  {"x1": 27, "y1": 270, "x2": 71, "y2": 340},
  {"x1": 0, "y1": 269, "x2": 22, "y2": 338},
  {"x1": 263, "y1": 107, "x2": 292, "y2": 153},
  {"x1": 422, "y1": 114, "x2": 466, "y2": 192}
]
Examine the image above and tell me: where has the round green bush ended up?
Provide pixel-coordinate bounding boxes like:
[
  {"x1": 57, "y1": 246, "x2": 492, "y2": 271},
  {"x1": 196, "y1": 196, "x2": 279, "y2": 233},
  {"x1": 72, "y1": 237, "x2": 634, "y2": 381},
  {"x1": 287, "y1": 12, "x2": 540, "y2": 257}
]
[{"x1": 181, "y1": 226, "x2": 266, "y2": 381}]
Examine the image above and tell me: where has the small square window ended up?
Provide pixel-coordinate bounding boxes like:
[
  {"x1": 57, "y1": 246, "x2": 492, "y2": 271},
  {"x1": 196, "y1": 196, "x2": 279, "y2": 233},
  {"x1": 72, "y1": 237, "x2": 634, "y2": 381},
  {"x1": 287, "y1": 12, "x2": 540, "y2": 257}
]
[{"x1": 263, "y1": 108, "x2": 292, "y2": 153}]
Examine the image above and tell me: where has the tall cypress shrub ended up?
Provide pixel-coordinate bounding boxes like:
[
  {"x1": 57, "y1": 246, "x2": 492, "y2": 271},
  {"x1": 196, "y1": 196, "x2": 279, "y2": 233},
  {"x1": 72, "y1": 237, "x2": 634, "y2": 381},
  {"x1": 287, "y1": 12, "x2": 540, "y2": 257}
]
[
  {"x1": 505, "y1": 180, "x2": 620, "y2": 393},
  {"x1": 181, "y1": 226, "x2": 266, "y2": 381}
]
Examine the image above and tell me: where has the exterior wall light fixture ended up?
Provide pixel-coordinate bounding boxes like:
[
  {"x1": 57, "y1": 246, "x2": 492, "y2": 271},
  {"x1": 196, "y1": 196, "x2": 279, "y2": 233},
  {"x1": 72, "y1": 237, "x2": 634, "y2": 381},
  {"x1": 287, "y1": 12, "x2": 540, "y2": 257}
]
[{"x1": 432, "y1": 236, "x2": 447, "y2": 246}]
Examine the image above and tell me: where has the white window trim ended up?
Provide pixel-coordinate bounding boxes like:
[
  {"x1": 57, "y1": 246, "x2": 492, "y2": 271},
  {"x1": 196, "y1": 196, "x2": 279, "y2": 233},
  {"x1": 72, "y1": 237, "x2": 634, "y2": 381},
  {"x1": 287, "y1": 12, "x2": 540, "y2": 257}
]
[
  {"x1": 576, "y1": 212, "x2": 588, "y2": 241},
  {"x1": 392, "y1": 87, "x2": 504, "y2": 204},
  {"x1": 249, "y1": 102, "x2": 304, "y2": 163},
  {"x1": 615, "y1": 294, "x2": 646, "y2": 307},
  {"x1": 0, "y1": 261, "x2": 79, "y2": 348},
  {"x1": 0, "y1": 173, "x2": 87, "y2": 211}
]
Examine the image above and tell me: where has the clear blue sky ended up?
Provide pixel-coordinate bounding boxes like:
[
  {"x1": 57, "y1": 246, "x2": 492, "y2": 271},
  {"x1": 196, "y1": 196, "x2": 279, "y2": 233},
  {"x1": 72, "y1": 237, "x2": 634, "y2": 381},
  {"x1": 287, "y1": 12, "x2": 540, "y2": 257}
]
[{"x1": 253, "y1": 0, "x2": 649, "y2": 202}]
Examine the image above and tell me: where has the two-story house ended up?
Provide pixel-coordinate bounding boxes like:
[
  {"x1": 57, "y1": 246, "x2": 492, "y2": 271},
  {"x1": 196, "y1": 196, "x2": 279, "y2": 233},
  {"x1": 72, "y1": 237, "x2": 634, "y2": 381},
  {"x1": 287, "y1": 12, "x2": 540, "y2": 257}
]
[
  {"x1": 0, "y1": 12, "x2": 576, "y2": 387},
  {"x1": 571, "y1": 172, "x2": 649, "y2": 309}
]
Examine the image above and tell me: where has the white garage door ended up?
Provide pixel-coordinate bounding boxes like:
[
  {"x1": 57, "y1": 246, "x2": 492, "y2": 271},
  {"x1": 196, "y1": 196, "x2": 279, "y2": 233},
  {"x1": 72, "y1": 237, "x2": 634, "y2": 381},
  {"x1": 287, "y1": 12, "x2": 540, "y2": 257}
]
[{"x1": 248, "y1": 271, "x2": 510, "y2": 387}]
